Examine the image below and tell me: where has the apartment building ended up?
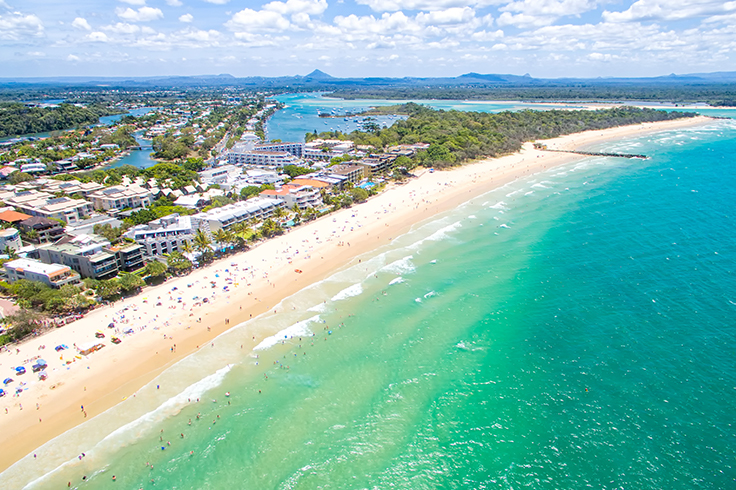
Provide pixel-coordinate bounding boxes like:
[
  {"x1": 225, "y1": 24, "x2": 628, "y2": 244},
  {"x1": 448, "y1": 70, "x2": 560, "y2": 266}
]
[
  {"x1": 2, "y1": 190, "x2": 93, "y2": 223},
  {"x1": 125, "y1": 214, "x2": 198, "y2": 257},
  {"x1": 88, "y1": 185, "x2": 154, "y2": 211},
  {"x1": 36, "y1": 235, "x2": 119, "y2": 280},
  {"x1": 3, "y1": 258, "x2": 80, "y2": 288},
  {"x1": 193, "y1": 198, "x2": 283, "y2": 233},
  {"x1": 260, "y1": 184, "x2": 322, "y2": 210}
]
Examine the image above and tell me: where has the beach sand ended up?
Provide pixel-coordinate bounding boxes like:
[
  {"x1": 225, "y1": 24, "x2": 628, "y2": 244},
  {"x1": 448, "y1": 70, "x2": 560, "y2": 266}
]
[{"x1": 0, "y1": 116, "x2": 712, "y2": 472}]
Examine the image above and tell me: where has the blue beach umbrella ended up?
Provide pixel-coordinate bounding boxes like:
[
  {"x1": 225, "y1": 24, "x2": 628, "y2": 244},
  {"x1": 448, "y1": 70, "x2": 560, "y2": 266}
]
[
  {"x1": 15, "y1": 366, "x2": 26, "y2": 375},
  {"x1": 3, "y1": 378, "x2": 12, "y2": 385}
]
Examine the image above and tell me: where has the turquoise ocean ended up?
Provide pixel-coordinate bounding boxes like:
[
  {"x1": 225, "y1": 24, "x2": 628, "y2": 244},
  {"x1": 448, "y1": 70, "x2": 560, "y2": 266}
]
[{"x1": 2, "y1": 105, "x2": 736, "y2": 489}]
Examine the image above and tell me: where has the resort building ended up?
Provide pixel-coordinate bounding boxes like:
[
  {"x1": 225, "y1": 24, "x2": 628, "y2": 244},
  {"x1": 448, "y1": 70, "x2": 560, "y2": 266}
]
[
  {"x1": 106, "y1": 242, "x2": 145, "y2": 273},
  {"x1": 227, "y1": 149, "x2": 299, "y2": 167},
  {"x1": 253, "y1": 142, "x2": 304, "y2": 158},
  {"x1": 328, "y1": 164, "x2": 365, "y2": 183},
  {"x1": 260, "y1": 184, "x2": 322, "y2": 210},
  {"x1": 36, "y1": 235, "x2": 119, "y2": 280},
  {"x1": 3, "y1": 258, "x2": 80, "y2": 288},
  {"x1": 0, "y1": 228, "x2": 22, "y2": 251},
  {"x1": 193, "y1": 198, "x2": 283, "y2": 233},
  {"x1": 42, "y1": 179, "x2": 105, "y2": 197},
  {"x1": 87, "y1": 185, "x2": 154, "y2": 211},
  {"x1": 304, "y1": 139, "x2": 355, "y2": 161},
  {"x1": 125, "y1": 214, "x2": 197, "y2": 257}
]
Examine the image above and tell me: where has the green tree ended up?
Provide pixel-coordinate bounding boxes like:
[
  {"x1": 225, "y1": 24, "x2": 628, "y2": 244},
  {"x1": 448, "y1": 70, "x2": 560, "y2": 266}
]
[
  {"x1": 167, "y1": 251, "x2": 192, "y2": 275},
  {"x1": 143, "y1": 260, "x2": 167, "y2": 279},
  {"x1": 349, "y1": 187, "x2": 369, "y2": 203},
  {"x1": 118, "y1": 272, "x2": 145, "y2": 292}
]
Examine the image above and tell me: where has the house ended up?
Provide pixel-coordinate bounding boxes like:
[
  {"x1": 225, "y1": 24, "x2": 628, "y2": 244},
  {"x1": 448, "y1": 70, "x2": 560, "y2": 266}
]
[
  {"x1": 3, "y1": 258, "x2": 80, "y2": 288},
  {"x1": 19, "y1": 216, "x2": 65, "y2": 244},
  {"x1": 0, "y1": 210, "x2": 31, "y2": 225}
]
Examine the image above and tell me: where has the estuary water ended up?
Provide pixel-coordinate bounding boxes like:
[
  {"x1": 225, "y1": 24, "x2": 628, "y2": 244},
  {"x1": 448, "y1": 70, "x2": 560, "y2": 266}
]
[{"x1": 3, "y1": 115, "x2": 736, "y2": 489}]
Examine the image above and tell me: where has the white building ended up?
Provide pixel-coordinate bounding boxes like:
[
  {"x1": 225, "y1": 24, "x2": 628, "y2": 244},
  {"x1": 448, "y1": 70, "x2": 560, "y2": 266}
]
[
  {"x1": 0, "y1": 228, "x2": 22, "y2": 251},
  {"x1": 3, "y1": 258, "x2": 80, "y2": 288},
  {"x1": 125, "y1": 214, "x2": 198, "y2": 257},
  {"x1": 1, "y1": 190, "x2": 93, "y2": 223},
  {"x1": 227, "y1": 150, "x2": 299, "y2": 167},
  {"x1": 253, "y1": 142, "x2": 304, "y2": 158},
  {"x1": 193, "y1": 198, "x2": 283, "y2": 233},
  {"x1": 88, "y1": 185, "x2": 154, "y2": 211},
  {"x1": 260, "y1": 184, "x2": 322, "y2": 210}
]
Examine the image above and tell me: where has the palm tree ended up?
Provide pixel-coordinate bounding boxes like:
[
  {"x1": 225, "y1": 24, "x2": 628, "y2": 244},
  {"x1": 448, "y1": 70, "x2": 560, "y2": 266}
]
[
  {"x1": 4, "y1": 246, "x2": 18, "y2": 260},
  {"x1": 193, "y1": 229, "x2": 211, "y2": 254},
  {"x1": 180, "y1": 240, "x2": 194, "y2": 255},
  {"x1": 273, "y1": 206, "x2": 287, "y2": 220},
  {"x1": 212, "y1": 229, "x2": 229, "y2": 249}
]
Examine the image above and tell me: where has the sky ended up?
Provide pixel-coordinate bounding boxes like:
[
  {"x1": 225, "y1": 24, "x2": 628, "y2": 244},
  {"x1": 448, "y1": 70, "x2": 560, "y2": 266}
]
[{"x1": 2, "y1": 0, "x2": 736, "y2": 79}]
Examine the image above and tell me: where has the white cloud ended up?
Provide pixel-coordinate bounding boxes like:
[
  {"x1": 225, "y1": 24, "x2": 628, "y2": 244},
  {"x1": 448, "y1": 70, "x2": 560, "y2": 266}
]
[
  {"x1": 471, "y1": 29, "x2": 504, "y2": 41},
  {"x1": 497, "y1": 0, "x2": 597, "y2": 27},
  {"x1": 67, "y1": 54, "x2": 80, "y2": 61},
  {"x1": 87, "y1": 31, "x2": 110, "y2": 42},
  {"x1": 355, "y1": 0, "x2": 504, "y2": 12},
  {"x1": 119, "y1": 0, "x2": 147, "y2": 5},
  {"x1": 0, "y1": 12, "x2": 44, "y2": 40},
  {"x1": 116, "y1": 6, "x2": 164, "y2": 22},
  {"x1": 103, "y1": 22, "x2": 141, "y2": 34},
  {"x1": 416, "y1": 7, "x2": 476, "y2": 24},
  {"x1": 603, "y1": 0, "x2": 736, "y2": 23},
  {"x1": 226, "y1": 8, "x2": 291, "y2": 31},
  {"x1": 166, "y1": 0, "x2": 183, "y2": 5},
  {"x1": 179, "y1": 13, "x2": 194, "y2": 22},
  {"x1": 497, "y1": 11, "x2": 553, "y2": 27},
  {"x1": 203, "y1": 0, "x2": 230, "y2": 4},
  {"x1": 263, "y1": 0, "x2": 328, "y2": 15},
  {"x1": 71, "y1": 17, "x2": 92, "y2": 31},
  {"x1": 27, "y1": 51, "x2": 45, "y2": 57}
]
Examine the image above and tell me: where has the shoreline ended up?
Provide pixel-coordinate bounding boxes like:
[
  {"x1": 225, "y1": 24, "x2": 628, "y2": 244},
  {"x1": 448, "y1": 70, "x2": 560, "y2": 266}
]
[{"x1": 0, "y1": 115, "x2": 713, "y2": 475}]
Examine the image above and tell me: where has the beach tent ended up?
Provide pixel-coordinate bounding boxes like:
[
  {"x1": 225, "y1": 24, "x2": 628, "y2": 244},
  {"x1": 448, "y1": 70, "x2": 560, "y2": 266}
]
[{"x1": 78, "y1": 342, "x2": 105, "y2": 356}]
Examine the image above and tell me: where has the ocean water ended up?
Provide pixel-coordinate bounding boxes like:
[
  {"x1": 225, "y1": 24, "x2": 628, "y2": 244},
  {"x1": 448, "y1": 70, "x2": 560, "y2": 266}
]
[{"x1": 3, "y1": 117, "x2": 736, "y2": 489}]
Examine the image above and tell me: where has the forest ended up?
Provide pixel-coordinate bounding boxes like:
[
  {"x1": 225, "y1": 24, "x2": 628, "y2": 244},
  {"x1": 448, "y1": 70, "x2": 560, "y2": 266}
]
[
  {"x1": 310, "y1": 104, "x2": 698, "y2": 167},
  {"x1": 329, "y1": 85, "x2": 736, "y2": 106},
  {"x1": 0, "y1": 102, "x2": 116, "y2": 138}
]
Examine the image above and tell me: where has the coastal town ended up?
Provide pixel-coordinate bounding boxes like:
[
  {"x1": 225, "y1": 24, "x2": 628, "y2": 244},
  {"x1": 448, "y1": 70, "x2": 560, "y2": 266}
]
[{"x1": 0, "y1": 91, "x2": 434, "y2": 353}]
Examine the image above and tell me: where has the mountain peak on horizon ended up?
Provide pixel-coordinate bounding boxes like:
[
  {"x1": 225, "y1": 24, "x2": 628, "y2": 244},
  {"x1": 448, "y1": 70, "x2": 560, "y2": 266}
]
[{"x1": 305, "y1": 69, "x2": 334, "y2": 79}]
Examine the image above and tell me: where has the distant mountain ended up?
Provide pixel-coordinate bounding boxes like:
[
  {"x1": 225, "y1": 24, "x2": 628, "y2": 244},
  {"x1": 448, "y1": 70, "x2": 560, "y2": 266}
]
[
  {"x1": 2, "y1": 70, "x2": 736, "y2": 90},
  {"x1": 304, "y1": 69, "x2": 334, "y2": 80}
]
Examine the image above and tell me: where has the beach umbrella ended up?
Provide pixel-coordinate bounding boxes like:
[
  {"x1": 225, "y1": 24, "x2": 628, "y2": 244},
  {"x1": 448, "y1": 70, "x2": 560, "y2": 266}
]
[
  {"x1": 0, "y1": 388, "x2": 5, "y2": 397},
  {"x1": 108, "y1": 322, "x2": 115, "y2": 328},
  {"x1": 37, "y1": 359, "x2": 47, "y2": 366},
  {"x1": 3, "y1": 378, "x2": 12, "y2": 385},
  {"x1": 15, "y1": 366, "x2": 26, "y2": 375}
]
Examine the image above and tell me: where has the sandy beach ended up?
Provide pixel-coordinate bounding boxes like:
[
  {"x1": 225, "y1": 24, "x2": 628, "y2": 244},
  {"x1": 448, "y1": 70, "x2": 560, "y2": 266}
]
[{"x1": 0, "y1": 115, "x2": 712, "y2": 473}]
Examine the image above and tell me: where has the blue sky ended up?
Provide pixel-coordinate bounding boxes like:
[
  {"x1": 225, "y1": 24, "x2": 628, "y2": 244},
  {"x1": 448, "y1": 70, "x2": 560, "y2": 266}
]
[{"x1": 2, "y1": 0, "x2": 736, "y2": 78}]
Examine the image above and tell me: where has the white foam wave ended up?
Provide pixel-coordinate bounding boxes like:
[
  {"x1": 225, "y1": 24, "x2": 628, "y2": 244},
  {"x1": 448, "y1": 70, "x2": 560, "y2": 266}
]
[
  {"x1": 407, "y1": 221, "x2": 462, "y2": 251},
  {"x1": 531, "y1": 183, "x2": 549, "y2": 189},
  {"x1": 330, "y1": 283, "x2": 363, "y2": 302},
  {"x1": 498, "y1": 224, "x2": 510, "y2": 229},
  {"x1": 490, "y1": 201, "x2": 508, "y2": 210},
  {"x1": 254, "y1": 316, "x2": 318, "y2": 351},
  {"x1": 381, "y1": 255, "x2": 415, "y2": 275},
  {"x1": 388, "y1": 277, "x2": 404, "y2": 285},
  {"x1": 424, "y1": 291, "x2": 437, "y2": 299}
]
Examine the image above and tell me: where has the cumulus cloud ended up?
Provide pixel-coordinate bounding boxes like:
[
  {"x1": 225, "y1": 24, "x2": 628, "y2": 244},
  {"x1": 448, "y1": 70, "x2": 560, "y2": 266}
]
[
  {"x1": 226, "y1": 8, "x2": 291, "y2": 31},
  {"x1": 165, "y1": 0, "x2": 183, "y2": 5},
  {"x1": 116, "y1": 6, "x2": 164, "y2": 22},
  {"x1": 179, "y1": 13, "x2": 194, "y2": 22},
  {"x1": 603, "y1": 0, "x2": 736, "y2": 23},
  {"x1": 103, "y1": 22, "x2": 141, "y2": 34},
  {"x1": 67, "y1": 54, "x2": 80, "y2": 61},
  {"x1": 119, "y1": 0, "x2": 147, "y2": 5},
  {"x1": 497, "y1": 0, "x2": 597, "y2": 27},
  {"x1": 263, "y1": 0, "x2": 328, "y2": 15},
  {"x1": 87, "y1": 31, "x2": 110, "y2": 42},
  {"x1": 72, "y1": 17, "x2": 92, "y2": 31},
  {"x1": 0, "y1": 12, "x2": 44, "y2": 40}
]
